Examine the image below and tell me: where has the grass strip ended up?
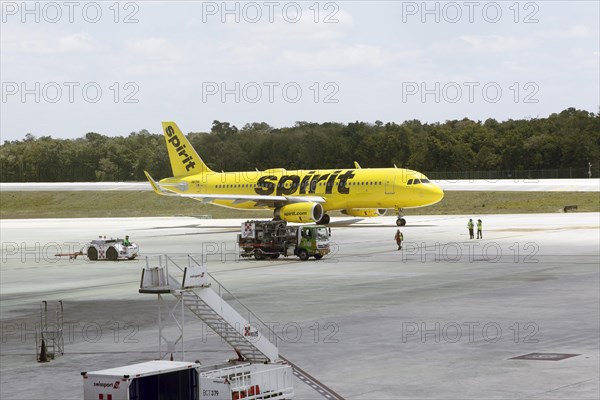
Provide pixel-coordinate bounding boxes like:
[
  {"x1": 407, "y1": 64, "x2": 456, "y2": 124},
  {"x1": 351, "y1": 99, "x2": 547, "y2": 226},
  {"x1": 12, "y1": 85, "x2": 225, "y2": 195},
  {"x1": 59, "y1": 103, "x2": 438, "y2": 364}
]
[{"x1": 0, "y1": 191, "x2": 598, "y2": 219}]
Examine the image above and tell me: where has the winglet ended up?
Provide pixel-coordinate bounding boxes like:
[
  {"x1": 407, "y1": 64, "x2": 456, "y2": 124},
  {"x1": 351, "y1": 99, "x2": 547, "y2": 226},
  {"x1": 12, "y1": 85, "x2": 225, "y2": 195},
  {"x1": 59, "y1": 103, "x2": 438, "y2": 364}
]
[
  {"x1": 144, "y1": 171, "x2": 165, "y2": 195},
  {"x1": 354, "y1": 161, "x2": 362, "y2": 169}
]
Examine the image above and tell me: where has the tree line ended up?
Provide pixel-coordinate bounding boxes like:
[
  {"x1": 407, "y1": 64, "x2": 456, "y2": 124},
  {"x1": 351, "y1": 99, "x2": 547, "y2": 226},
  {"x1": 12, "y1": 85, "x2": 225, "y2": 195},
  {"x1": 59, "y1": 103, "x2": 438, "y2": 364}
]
[{"x1": 1, "y1": 108, "x2": 598, "y2": 182}]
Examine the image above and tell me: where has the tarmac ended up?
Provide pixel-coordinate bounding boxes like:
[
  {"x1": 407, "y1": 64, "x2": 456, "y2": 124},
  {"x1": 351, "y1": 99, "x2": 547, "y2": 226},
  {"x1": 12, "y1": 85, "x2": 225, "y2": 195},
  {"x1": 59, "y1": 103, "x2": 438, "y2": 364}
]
[{"x1": 1, "y1": 212, "x2": 599, "y2": 399}]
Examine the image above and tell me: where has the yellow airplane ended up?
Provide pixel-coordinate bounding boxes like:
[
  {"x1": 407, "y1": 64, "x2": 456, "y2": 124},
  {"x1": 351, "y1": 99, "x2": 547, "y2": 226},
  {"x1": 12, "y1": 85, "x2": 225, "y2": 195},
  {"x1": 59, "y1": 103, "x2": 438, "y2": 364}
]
[{"x1": 145, "y1": 122, "x2": 444, "y2": 226}]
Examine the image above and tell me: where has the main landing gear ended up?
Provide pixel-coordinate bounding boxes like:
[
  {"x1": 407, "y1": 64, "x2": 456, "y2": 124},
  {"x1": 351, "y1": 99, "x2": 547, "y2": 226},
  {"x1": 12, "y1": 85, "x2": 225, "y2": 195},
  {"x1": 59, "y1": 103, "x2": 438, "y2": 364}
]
[{"x1": 396, "y1": 208, "x2": 406, "y2": 226}]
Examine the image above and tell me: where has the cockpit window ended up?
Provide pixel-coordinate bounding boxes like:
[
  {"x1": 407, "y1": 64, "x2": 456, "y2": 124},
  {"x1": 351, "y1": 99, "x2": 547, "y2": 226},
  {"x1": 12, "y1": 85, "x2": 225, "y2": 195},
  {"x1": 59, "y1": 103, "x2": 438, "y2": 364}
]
[
  {"x1": 407, "y1": 179, "x2": 413, "y2": 185},
  {"x1": 421, "y1": 179, "x2": 430, "y2": 183},
  {"x1": 413, "y1": 179, "x2": 421, "y2": 185}
]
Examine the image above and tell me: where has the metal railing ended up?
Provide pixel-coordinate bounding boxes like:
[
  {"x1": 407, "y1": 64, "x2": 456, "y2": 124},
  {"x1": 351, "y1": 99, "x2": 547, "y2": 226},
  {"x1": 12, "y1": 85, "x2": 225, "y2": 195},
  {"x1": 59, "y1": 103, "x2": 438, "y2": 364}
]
[
  {"x1": 149, "y1": 254, "x2": 281, "y2": 349},
  {"x1": 200, "y1": 363, "x2": 294, "y2": 400}
]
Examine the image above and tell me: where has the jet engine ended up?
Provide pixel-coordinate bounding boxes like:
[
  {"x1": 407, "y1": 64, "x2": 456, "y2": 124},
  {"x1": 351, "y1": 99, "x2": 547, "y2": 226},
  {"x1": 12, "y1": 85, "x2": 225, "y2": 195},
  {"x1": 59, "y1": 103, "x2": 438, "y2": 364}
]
[
  {"x1": 341, "y1": 208, "x2": 387, "y2": 217},
  {"x1": 275, "y1": 203, "x2": 324, "y2": 223}
]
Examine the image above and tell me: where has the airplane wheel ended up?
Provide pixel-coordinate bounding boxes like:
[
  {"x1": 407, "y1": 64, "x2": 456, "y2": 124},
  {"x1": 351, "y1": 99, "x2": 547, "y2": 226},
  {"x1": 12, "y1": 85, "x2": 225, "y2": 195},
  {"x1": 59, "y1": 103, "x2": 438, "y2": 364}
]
[
  {"x1": 106, "y1": 247, "x2": 118, "y2": 261},
  {"x1": 87, "y1": 247, "x2": 98, "y2": 261},
  {"x1": 317, "y1": 214, "x2": 330, "y2": 225},
  {"x1": 396, "y1": 218, "x2": 406, "y2": 226},
  {"x1": 298, "y1": 249, "x2": 309, "y2": 261}
]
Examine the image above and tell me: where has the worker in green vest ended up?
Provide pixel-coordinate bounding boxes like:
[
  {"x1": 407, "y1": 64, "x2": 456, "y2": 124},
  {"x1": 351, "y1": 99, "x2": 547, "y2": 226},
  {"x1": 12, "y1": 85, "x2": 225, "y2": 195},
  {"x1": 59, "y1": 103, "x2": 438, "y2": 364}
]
[
  {"x1": 467, "y1": 219, "x2": 474, "y2": 239},
  {"x1": 477, "y1": 219, "x2": 483, "y2": 239},
  {"x1": 123, "y1": 235, "x2": 132, "y2": 246}
]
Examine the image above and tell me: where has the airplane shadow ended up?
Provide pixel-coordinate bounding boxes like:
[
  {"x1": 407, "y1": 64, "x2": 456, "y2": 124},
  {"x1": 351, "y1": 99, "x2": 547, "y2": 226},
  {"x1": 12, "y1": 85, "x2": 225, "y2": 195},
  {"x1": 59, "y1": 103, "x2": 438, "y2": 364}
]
[
  {"x1": 329, "y1": 218, "x2": 438, "y2": 228},
  {"x1": 134, "y1": 220, "x2": 439, "y2": 235}
]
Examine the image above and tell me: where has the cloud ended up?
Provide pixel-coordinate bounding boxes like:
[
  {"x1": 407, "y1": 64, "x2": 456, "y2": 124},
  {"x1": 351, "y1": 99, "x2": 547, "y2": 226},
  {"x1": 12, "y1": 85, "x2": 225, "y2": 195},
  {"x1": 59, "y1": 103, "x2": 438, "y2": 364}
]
[
  {"x1": 277, "y1": 44, "x2": 422, "y2": 70},
  {"x1": 535, "y1": 24, "x2": 597, "y2": 39},
  {"x1": 214, "y1": 9, "x2": 354, "y2": 43},
  {"x1": 121, "y1": 37, "x2": 184, "y2": 74},
  {"x1": 457, "y1": 35, "x2": 535, "y2": 52},
  {"x1": 124, "y1": 37, "x2": 177, "y2": 56},
  {"x1": 1, "y1": 29, "x2": 97, "y2": 54}
]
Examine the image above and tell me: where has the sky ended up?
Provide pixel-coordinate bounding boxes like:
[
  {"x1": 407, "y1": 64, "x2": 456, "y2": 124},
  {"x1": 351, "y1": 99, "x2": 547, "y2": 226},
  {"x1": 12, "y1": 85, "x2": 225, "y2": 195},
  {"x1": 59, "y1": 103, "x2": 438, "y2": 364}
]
[{"x1": 1, "y1": 0, "x2": 599, "y2": 141}]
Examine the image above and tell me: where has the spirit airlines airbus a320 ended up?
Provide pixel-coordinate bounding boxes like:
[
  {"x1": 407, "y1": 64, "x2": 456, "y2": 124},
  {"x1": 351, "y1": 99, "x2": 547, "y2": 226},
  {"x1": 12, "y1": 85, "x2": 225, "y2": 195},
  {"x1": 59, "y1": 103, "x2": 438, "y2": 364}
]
[{"x1": 145, "y1": 122, "x2": 444, "y2": 226}]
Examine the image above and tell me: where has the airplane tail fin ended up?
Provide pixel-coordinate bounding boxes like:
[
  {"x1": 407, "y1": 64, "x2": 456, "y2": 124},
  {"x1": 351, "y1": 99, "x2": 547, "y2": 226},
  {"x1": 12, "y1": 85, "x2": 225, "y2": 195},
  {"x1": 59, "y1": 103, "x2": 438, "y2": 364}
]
[{"x1": 161, "y1": 121, "x2": 213, "y2": 177}]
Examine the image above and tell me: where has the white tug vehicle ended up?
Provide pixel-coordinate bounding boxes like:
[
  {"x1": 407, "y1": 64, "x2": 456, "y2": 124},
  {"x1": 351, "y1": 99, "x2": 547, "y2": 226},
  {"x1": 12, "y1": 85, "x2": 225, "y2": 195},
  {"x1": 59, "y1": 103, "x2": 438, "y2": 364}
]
[{"x1": 84, "y1": 237, "x2": 139, "y2": 261}]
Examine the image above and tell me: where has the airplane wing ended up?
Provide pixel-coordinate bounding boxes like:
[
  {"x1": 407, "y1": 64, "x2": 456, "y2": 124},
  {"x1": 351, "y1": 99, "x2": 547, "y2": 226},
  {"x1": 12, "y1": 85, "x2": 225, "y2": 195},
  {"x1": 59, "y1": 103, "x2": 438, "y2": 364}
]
[{"x1": 144, "y1": 171, "x2": 326, "y2": 207}]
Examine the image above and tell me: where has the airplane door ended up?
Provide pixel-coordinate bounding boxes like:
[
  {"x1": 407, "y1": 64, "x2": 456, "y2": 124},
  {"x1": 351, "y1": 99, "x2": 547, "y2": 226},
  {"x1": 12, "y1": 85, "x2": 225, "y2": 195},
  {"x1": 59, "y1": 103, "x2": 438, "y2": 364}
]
[{"x1": 385, "y1": 176, "x2": 395, "y2": 194}]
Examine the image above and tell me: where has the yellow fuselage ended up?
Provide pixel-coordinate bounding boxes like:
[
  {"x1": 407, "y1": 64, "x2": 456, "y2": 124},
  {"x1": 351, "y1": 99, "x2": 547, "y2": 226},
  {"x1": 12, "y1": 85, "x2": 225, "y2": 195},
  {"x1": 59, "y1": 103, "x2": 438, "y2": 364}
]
[{"x1": 160, "y1": 167, "x2": 444, "y2": 211}]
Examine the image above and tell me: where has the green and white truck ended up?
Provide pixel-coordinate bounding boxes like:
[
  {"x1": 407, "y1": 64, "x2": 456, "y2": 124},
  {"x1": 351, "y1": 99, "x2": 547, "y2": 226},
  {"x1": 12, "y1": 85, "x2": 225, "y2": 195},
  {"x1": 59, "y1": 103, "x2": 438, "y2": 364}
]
[{"x1": 238, "y1": 220, "x2": 330, "y2": 261}]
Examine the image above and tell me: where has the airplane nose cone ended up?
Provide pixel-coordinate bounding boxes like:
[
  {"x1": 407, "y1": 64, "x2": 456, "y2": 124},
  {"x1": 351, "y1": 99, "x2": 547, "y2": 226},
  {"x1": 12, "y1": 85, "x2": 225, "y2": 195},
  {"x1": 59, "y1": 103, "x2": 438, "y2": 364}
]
[
  {"x1": 426, "y1": 184, "x2": 444, "y2": 205},
  {"x1": 434, "y1": 184, "x2": 444, "y2": 203}
]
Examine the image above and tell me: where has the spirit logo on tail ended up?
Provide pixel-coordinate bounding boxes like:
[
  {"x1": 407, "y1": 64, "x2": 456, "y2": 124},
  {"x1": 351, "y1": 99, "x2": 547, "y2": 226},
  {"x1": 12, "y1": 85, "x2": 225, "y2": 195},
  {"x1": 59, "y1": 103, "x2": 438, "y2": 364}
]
[{"x1": 165, "y1": 125, "x2": 196, "y2": 171}]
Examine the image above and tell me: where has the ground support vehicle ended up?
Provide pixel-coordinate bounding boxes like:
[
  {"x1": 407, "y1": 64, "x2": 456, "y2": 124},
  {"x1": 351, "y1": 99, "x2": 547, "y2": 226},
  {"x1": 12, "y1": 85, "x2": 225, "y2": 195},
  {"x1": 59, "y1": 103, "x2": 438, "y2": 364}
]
[
  {"x1": 83, "y1": 238, "x2": 139, "y2": 261},
  {"x1": 82, "y1": 360, "x2": 294, "y2": 400},
  {"x1": 238, "y1": 220, "x2": 330, "y2": 261}
]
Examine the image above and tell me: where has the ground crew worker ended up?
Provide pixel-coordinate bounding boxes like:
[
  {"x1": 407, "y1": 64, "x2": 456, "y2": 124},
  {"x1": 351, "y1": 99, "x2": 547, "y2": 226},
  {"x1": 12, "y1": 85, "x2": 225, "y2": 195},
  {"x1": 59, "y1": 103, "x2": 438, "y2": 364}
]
[
  {"x1": 477, "y1": 219, "x2": 483, "y2": 239},
  {"x1": 394, "y1": 229, "x2": 404, "y2": 250},
  {"x1": 467, "y1": 219, "x2": 474, "y2": 239},
  {"x1": 123, "y1": 235, "x2": 132, "y2": 246}
]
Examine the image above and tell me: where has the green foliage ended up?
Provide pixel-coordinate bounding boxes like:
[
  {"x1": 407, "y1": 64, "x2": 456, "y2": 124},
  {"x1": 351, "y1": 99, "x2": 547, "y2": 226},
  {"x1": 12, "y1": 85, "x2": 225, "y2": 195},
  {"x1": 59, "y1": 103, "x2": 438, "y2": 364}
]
[{"x1": 1, "y1": 108, "x2": 598, "y2": 182}]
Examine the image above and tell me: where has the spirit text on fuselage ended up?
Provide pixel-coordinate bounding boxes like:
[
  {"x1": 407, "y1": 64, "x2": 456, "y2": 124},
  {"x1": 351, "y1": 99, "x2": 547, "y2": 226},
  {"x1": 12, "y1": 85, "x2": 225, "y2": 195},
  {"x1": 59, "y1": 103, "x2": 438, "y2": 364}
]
[{"x1": 255, "y1": 170, "x2": 356, "y2": 196}]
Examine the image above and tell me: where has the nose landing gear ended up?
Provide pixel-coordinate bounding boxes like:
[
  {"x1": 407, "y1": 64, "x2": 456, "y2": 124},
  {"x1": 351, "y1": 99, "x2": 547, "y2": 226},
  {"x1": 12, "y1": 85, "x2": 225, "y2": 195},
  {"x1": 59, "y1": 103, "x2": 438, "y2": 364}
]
[{"x1": 395, "y1": 208, "x2": 406, "y2": 226}]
